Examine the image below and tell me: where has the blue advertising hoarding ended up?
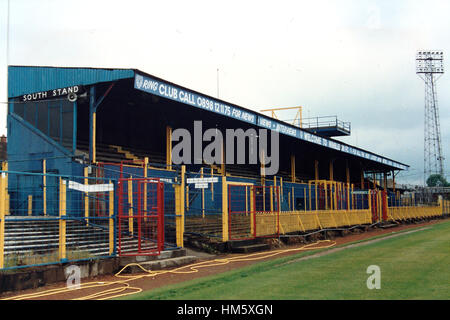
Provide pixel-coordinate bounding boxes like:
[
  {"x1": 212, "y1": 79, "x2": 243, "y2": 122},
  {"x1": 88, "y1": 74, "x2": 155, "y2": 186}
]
[
  {"x1": 133, "y1": 73, "x2": 407, "y2": 170},
  {"x1": 134, "y1": 73, "x2": 256, "y2": 125}
]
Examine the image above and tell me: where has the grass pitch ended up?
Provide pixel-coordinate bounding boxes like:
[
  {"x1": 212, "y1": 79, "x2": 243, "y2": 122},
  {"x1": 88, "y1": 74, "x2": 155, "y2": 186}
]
[{"x1": 126, "y1": 220, "x2": 450, "y2": 300}]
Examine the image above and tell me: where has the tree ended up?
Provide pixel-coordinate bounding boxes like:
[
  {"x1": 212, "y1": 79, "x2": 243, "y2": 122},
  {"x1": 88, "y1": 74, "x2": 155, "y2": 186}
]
[{"x1": 426, "y1": 174, "x2": 450, "y2": 187}]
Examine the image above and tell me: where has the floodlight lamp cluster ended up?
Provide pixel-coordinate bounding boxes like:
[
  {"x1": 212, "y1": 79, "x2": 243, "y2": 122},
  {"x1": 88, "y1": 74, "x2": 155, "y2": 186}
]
[{"x1": 416, "y1": 51, "x2": 444, "y2": 74}]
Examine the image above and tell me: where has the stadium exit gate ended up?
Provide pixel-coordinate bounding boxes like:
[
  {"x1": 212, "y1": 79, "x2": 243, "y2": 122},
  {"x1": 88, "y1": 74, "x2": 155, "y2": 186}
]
[{"x1": 117, "y1": 178, "x2": 164, "y2": 256}]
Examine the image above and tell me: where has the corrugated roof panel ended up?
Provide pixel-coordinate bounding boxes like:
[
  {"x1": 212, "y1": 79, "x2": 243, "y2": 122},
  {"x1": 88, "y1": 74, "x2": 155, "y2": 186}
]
[{"x1": 8, "y1": 66, "x2": 135, "y2": 98}]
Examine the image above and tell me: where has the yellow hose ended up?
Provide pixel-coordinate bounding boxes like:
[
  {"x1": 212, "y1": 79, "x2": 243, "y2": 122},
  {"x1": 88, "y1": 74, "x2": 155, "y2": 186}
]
[{"x1": 2, "y1": 240, "x2": 336, "y2": 300}]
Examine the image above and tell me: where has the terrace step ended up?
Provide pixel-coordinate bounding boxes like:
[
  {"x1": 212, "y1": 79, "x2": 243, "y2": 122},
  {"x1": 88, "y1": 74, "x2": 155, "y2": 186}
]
[
  {"x1": 2, "y1": 217, "x2": 163, "y2": 258},
  {"x1": 227, "y1": 238, "x2": 270, "y2": 253},
  {"x1": 230, "y1": 243, "x2": 270, "y2": 253},
  {"x1": 379, "y1": 223, "x2": 399, "y2": 229},
  {"x1": 119, "y1": 256, "x2": 198, "y2": 274}
]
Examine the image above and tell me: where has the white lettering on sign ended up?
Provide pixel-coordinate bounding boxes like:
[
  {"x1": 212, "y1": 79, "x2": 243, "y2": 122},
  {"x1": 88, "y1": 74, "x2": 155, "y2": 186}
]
[
  {"x1": 214, "y1": 102, "x2": 231, "y2": 116},
  {"x1": 352, "y1": 191, "x2": 369, "y2": 195},
  {"x1": 159, "y1": 83, "x2": 178, "y2": 99},
  {"x1": 259, "y1": 117, "x2": 272, "y2": 129},
  {"x1": 275, "y1": 123, "x2": 297, "y2": 137},
  {"x1": 196, "y1": 96, "x2": 214, "y2": 111},
  {"x1": 186, "y1": 177, "x2": 219, "y2": 184},
  {"x1": 68, "y1": 181, "x2": 114, "y2": 193},
  {"x1": 134, "y1": 73, "x2": 257, "y2": 124},
  {"x1": 22, "y1": 85, "x2": 82, "y2": 102},
  {"x1": 179, "y1": 90, "x2": 196, "y2": 105},
  {"x1": 329, "y1": 141, "x2": 341, "y2": 151},
  {"x1": 142, "y1": 79, "x2": 158, "y2": 91},
  {"x1": 133, "y1": 74, "x2": 407, "y2": 171}
]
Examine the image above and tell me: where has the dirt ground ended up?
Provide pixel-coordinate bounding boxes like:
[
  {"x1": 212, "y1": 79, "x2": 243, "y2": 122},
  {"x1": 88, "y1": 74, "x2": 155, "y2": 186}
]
[{"x1": 0, "y1": 219, "x2": 446, "y2": 300}]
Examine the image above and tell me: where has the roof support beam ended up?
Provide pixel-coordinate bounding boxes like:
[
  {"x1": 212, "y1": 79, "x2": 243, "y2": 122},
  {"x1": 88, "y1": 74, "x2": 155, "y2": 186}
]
[
  {"x1": 329, "y1": 159, "x2": 334, "y2": 181},
  {"x1": 315, "y1": 160, "x2": 319, "y2": 181},
  {"x1": 291, "y1": 155, "x2": 296, "y2": 183},
  {"x1": 89, "y1": 82, "x2": 116, "y2": 163},
  {"x1": 89, "y1": 86, "x2": 96, "y2": 163}
]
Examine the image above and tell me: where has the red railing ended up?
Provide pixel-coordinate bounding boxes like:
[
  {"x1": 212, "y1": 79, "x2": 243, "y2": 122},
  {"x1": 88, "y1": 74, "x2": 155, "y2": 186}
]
[{"x1": 117, "y1": 177, "x2": 164, "y2": 256}]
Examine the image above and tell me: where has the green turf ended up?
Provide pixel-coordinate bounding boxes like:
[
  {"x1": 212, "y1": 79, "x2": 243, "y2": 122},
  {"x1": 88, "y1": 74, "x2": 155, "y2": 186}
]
[{"x1": 126, "y1": 220, "x2": 450, "y2": 300}]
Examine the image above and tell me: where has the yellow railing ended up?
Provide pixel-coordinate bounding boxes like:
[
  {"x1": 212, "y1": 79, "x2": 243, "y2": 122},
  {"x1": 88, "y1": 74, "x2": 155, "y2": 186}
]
[
  {"x1": 346, "y1": 209, "x2": 372, "y2": 225},
  {"x1": 255, "y1": 202, "x2": 444, "y2": 238},
  {"x1": 387, "y1": 205, "x2": 442, "y2": 221},
  {"x1": 279, "y1": 212, "x2": 321, "y2": 234},
  {"x1": 255, "y1": 212, "x2": 279, "y2": 237},
  {"x1": 255, "y1": 209, "x2": 372, "y2": 237},
  {"x1": 442, "y1": 200, "x2": 450, "y2": 215}
]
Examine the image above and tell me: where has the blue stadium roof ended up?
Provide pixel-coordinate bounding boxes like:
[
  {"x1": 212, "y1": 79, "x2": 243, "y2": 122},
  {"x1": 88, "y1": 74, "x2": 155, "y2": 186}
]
[
  {"x1": 8, "y1": 65, "x2": 135, "y2": 98},
  {"x1": 7, "y1": 65, "x2": 409, "y2": 171}
]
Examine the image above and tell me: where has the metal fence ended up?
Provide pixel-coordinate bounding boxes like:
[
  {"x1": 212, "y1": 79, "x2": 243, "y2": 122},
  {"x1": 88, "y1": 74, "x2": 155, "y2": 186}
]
[
  {"x1": 1, "y1": 164, "x2": 447, "y2": 270},
  {"x1": 184, "y1": 169, "x2": 223, "y2": 240},
  {"x1": 224, "y1": 178, "x2": 445, "y2": 239},
  {"x1": 0, "y1": 170, "x2": 115, "y2": 270},
  {"x1": 269, "y1": 182, "x2": 372, "y2": 235},
  {"x1": 226, "y1": 180, "x2": 372, "y2": 239},
  {"x1": 228, "y1": 184, "x2": 254, "y2": 240},
  {"x1": 300, "y1": 115, "x2": 351, "y2": 133},
  {"x1": 385, "y1": 190, "x2": 443, "y2": 221},
  {"x1": 117, "y1": 177, "x2": 164, "y2": 256},
  {"x1": 443, "y1": 200, "x2": 450, "y2": 215},
  {"x1": 95, "y1": 160, "x2": 180, "y2": 249},
  {"x1": 0, "y1": 162, "x2": 190, "y2": 270}
]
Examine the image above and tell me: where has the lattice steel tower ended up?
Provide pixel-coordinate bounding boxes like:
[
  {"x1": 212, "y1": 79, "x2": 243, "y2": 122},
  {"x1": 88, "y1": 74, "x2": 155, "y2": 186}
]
[{"x1": 416, "y1": 51, "x2": 445, "y2": 184}]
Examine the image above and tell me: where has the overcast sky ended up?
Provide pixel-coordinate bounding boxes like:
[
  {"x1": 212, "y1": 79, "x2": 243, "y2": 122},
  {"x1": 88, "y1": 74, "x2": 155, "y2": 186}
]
[{"x1": 1, "y1": 0, "x2": 449, "y2": 185}]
